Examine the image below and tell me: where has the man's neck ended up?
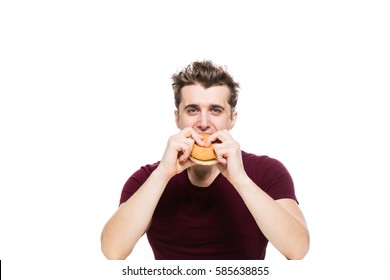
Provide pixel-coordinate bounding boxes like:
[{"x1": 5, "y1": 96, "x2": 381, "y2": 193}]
[{"x1": 187, "y1": 165, "x2": 220, "y2": 188}]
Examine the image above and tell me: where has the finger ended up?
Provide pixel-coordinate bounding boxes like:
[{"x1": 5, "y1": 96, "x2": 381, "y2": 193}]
[
  {"x1": 180, "y1": 127, "x2": 204, "y2": 146},
  {"x1": 180, "y1": 127, "x2": 195, "y2": 137},
  {"x1": 181, "y1": 158, "x2": 198, "y2": 169},
  {"x1": 179, "y1": 149, "x2": 191, "y2": 162},
  {"x1": 216, "y1": 163, "x2": 227, "y2": 173},
  {"x1": 217, "y1": 153, "x2": 228, "y2": 165},
  {"x1": 213, "y1": 145, "x2": 229, "y2": 164},
  {"x1": 178, "y1": 141, "x2": 193, "y2": 162},
  {"x1": 191, "y1": 132, "x2": 205, "y2": 146},
  {"x1": 206, "y1": 130, "x2": 230, "y2": 147}
]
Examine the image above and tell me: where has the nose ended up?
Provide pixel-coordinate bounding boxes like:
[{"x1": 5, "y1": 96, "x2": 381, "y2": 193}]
[{"x1": 197, "y1": 112, "x2": 211, "y2": 131}]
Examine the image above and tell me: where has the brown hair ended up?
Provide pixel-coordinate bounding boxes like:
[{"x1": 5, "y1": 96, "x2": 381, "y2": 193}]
[{"x1": 171, "y1": 60, "x2": 240, "y2": 111}]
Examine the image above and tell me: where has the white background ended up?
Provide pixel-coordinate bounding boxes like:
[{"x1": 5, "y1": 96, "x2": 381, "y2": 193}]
[{"x1": 1, "y1": 0, "x2": 389, "y2": 279}]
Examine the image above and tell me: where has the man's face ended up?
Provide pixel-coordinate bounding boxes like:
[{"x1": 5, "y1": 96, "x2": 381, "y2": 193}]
[{"x1": 175, "y1": 84, "x2": 237, "y2": 134}]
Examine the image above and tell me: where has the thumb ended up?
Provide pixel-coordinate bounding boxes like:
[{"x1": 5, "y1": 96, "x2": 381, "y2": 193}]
[{"x1": 182, "y1": 158, "x2": 198, "y2": 170}]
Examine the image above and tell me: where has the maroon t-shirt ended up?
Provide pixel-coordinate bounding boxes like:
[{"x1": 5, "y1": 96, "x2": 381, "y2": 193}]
[{"x1": 120, "y1": 151, "x2": 297, "y2": 260}]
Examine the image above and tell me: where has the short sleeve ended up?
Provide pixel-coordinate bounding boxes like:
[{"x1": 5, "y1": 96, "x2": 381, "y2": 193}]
[
  {"x1": 119, "y1": 162, "x2": 159, "y2": 205},
  {"x1": 262, "y1": 159, "x2": 297, "y2": 202},
  {"x1": 243, "y1": 152, "x2": 298, "y2": 203}
]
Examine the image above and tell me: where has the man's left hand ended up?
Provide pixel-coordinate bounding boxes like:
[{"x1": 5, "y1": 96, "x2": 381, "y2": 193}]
[{"x1": 206, "y1": 130, "x2": 247, "y2": 184}]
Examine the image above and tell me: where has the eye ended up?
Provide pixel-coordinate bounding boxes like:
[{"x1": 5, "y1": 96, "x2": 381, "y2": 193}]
[
  {"x1": 186, "y1": 107, "x2": 199, "y2": 115},
  {"x1": 210, "y1": 107, "x2": 223, "y2": 115}
]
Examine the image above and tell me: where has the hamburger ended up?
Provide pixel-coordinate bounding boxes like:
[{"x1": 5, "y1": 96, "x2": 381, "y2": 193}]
[{"x1": 189, "y1": 133, "x2": 218, "y2": 165}]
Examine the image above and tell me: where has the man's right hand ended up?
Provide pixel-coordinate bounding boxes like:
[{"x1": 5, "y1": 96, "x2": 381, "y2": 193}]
[
  {"x1": 156, "y1": 128, "x2": 204, "y2": 178},
  {"x1": 102, "y1": 128, "x2": 204, "y2": 259}
]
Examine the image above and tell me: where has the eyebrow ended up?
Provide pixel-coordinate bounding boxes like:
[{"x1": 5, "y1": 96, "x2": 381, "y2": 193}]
[
  {"x1": 184, "y1": 104, "x2": 200, "y2": 110},
  {"x1": 209, "y1": 104, "x2": 225, "y2": 111},
  {"x1": 184, "y1": 104, "x2": 225, "y2": 111}
]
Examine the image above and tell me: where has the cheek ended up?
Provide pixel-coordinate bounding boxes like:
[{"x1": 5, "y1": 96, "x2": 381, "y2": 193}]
[
  {"x1": 209, "y1": 117, "x2": 231, "y2": 130},
  {"x1": 177, "y1": 116, "x2": 196, "y2": 128}
]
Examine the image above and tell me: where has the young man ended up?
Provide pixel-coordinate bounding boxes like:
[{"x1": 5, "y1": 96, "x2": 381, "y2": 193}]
[{"x1": 101, "y1": 60, "x2": 310, "y2": 260}]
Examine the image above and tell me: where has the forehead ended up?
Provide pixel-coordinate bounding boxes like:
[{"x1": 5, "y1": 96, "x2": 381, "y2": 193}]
[{"x1": 180, "y1": 84, "x2": 230, "y2": 107}]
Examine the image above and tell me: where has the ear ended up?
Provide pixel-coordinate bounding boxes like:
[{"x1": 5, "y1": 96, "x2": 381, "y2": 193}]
[
  {"x1": 174, "y1": 110, "x2": 180, "y2": 129},
  {"x1": 229, "y1": 110, "x2": 238, "y2": 130}
]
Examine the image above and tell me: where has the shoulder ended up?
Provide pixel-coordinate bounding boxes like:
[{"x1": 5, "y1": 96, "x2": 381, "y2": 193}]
[
  {"x1": 241, "y1": 151, "x2": 296, "y2": 200},
  {"x1": 242, "y1": 151, "x2": 287, "y2": 172},
  {"x1": 132, "y1": 161, "x2": 160, "y2": 180},
  {"x1": 119, "y1": 161, "x2": 160, "y2": 204}
]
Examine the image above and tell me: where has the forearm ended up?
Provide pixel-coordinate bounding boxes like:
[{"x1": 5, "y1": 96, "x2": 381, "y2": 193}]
[
  {"x1": 101, "y1": 168, "x2": 170, "y2": 259},
  {"x1": 232, "y1": 175, "x2": 310, "y2": 260}
]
